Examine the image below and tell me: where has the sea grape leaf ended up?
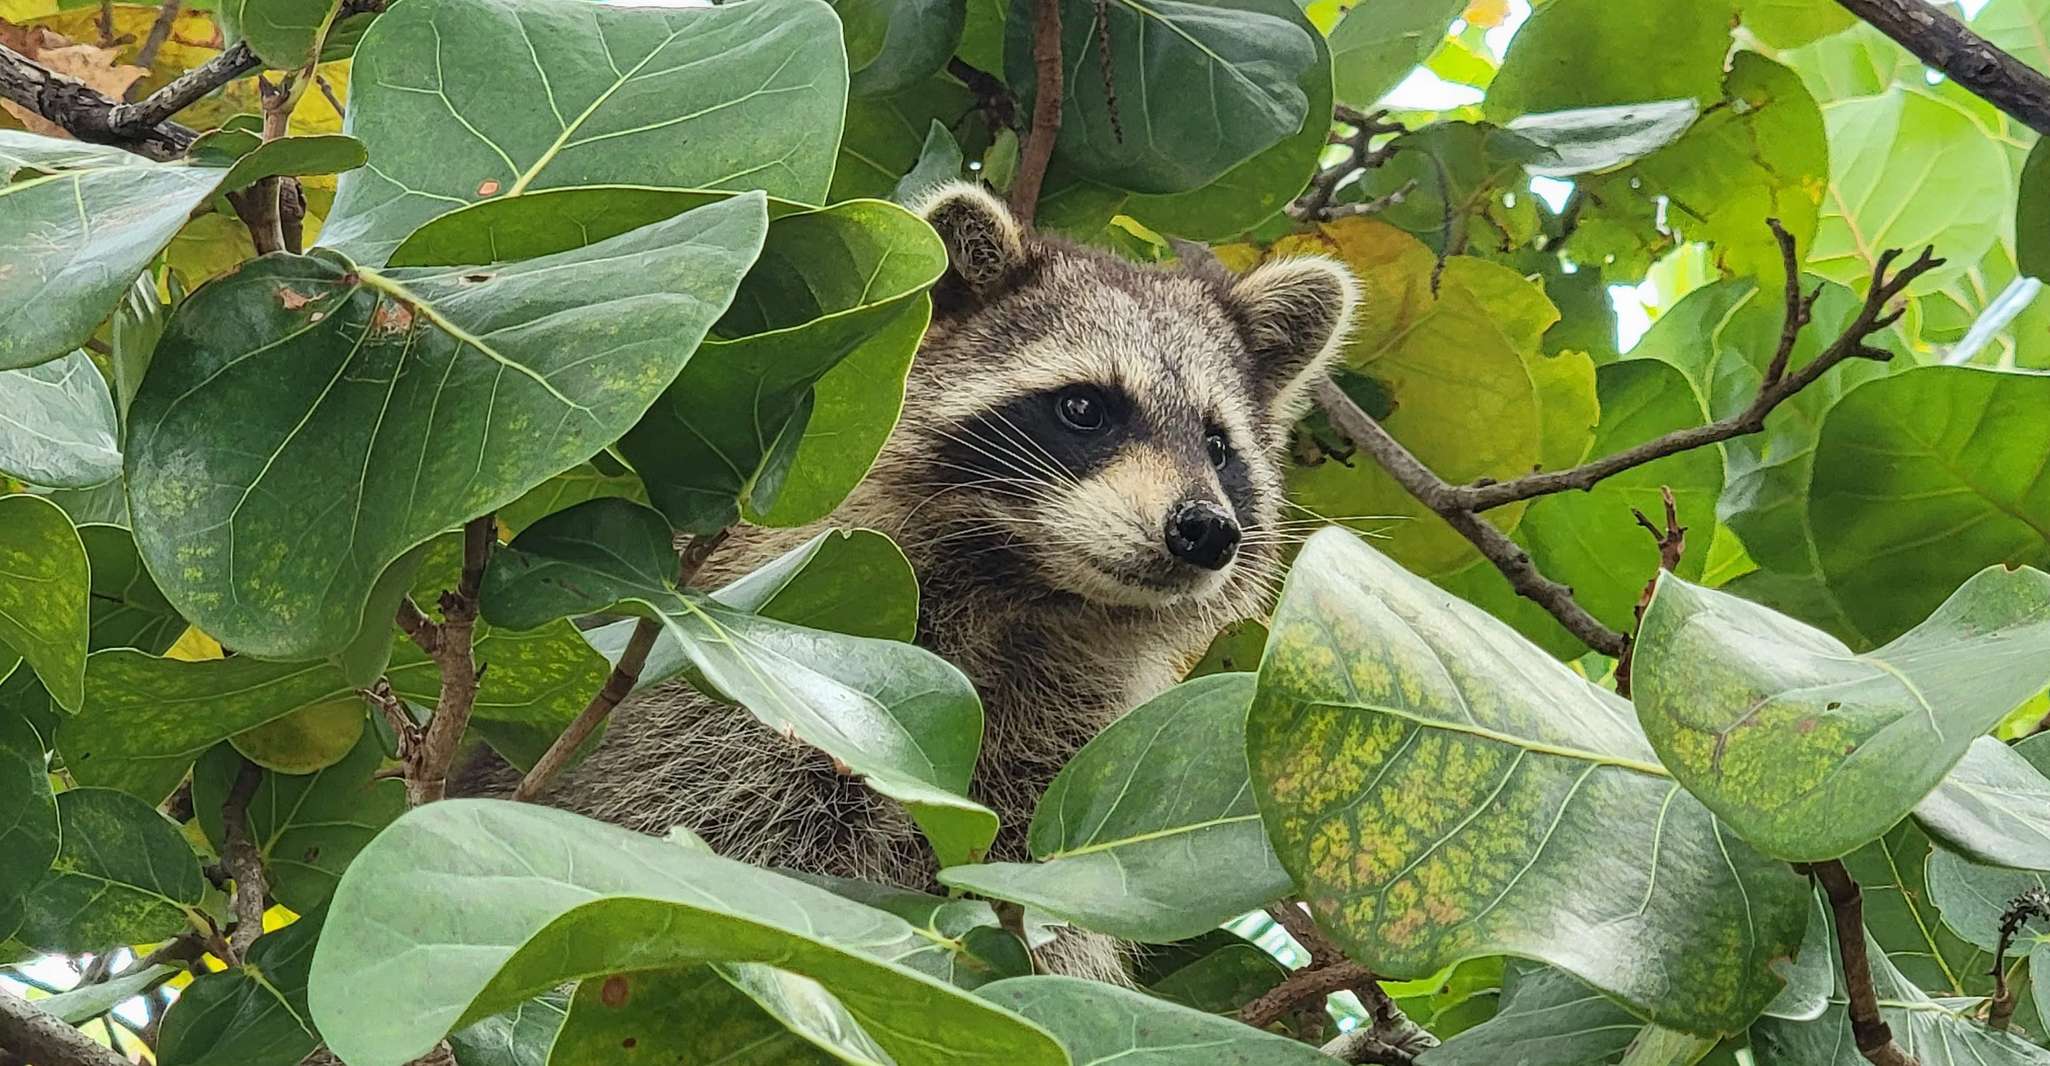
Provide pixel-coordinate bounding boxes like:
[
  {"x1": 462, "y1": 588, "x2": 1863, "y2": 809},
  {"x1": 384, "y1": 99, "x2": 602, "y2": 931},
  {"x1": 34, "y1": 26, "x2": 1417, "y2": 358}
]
[
  {"x1": 480, "y1": 498, "x2": 994, "y2": 867},
  {"x1": 15, "y1": 787, "x2": 206, "y2": 953},
  {"x1": 445, "y1": 992, "x2": 567, "y2": 1066},
  {"x1": 978, "y1": 975, "x2": 1340, "y2": 1064},
  {"x1": 0, "y1": 493, "x2": 88, "y2": 711},
  {"x1": 550, "y1": 965, "x2": 866, "y2": 1065},
  {"x1": 191, "y1": 731, "x2": 404, "y2": 913},
  {"x1": 1808, "y1": 366, "x2": 2050, "y2": 645},
  {"x1": 1143, "y1": 941, "x2": 1287, "y2": 1014},
  {"x1": 1845, "y1": 822, "x2": 1992, "y2": 997},
  {"x1": 157, "y1": 912, "x2": 324, "y2": 1066},
  {"x1": 784, "y1": 870, "x2": 1031, "y2": 989},
  {"x1": 2022, "y1": 138, "x2": 2050, "y2": 281},
  {"x1": 1915, "y1": 734, "x2": 2050, "y2": 872},
  {"x1": 307, "y1": 800, "x2": 1067, "y2": 1066},
  {"x1": 1739, "y1": 0, "x2": 1855, "y2": 48},
  {"x1": 1504, "y1": 99, "x2": 1699, "y2": 177},
  {"x1": 940, "y1": 673, "x2": 1293, "y2": 943},
  {"x1": 0, "y1": 132, "x2": 222, "y2": 371},
  {"x1": 78, "y1": 524, "x2": 183, "y2": 655},
  {"x1": 1248, "y1": 528, "x2": 1809, "y2": 1035},
  {"x1": 838, "y1": 0, "x2": 965, "y2": 98},
  {"x1": 1326, "y1": 0, "x2": 1464, "y2": 109},
  {"x1": 320, "y1": 0, "x2": 844, "y2": 263},
  {"x1": 1633, "y1": 566, "x2": 2050, "y2": 861},
  {"x1": 0, "y1": 711, "x2": 55, "y2": 916},
  {"x1": 33, "y1": 964, "x2": 177, "y2": 1026},
  {"x1": 0, "y1": 349, "x2": 121, "y2": 488},
  {"x1": 1750, "y1": 937, "x2": 2050, "y2": 1065},
  {"x1": 616, "y1": 199, "x2": 945, "y2": 532},
  {"x1": 1003, "y1": 0, "x2": 1317, "y2": 194},
  {"x1": 219, "y1": 0, "x2": 342, "y2": 70},
  {"x1": 126, "y1": 194, "x2": 767, "y2": 660},
  {"x1": 1484, "y1": 0, "x2": 1733, "y2": 122}
]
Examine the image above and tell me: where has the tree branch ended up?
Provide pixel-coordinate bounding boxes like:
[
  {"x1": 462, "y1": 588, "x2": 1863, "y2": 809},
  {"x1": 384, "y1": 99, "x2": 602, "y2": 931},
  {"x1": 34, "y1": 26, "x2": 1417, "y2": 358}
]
[
  {"x1": 1810, "y1": 860, "x2": 1920, "y2": 1066},
  {"x1": 400, "y1": 514, "x2": 494, "y2": 805},
  {"x1": 1448, "y1": 225, "x2": 1940, "y2": 514},
  {"x1": 1988, "y1": 887, "x2": 2050, "y2": 1032},
  {"x1": 1255, "y1": 901, "x2": 1436, "y2": 1062},
  {"x1": 1010, "y1": 0, "x2": 1063, "y2": 225},
  {"x1": 0, "y1": 987, "x2": 131, "y2": 1066},
  {"x1": 0, "y1": 43, "x2": 194, "y2": 158},
  {"x1": 1290, "y1": 105, "x2": 1404, "y2": 222},
  {"x1": 1613, "y1": 485, "x2": 1687, "y2": 699},
  {"x1": 1239, "y1": 959, "x2": 1375, "y2": 1030},
  {"x1": 1835, "y1": 0, "x2": 2050, "y2": 135},
  {"x1": 219, "y1": 757, "x2": 268, "y2": 964}
]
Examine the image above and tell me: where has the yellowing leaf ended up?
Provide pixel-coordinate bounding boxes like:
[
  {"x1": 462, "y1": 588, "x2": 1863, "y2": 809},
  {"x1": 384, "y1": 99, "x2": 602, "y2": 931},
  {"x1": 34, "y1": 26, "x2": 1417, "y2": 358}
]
[
  {"x1": 165, "y1": 626, "x2": 224, "y2": 662},
  {"x1": 1463, "y1": 0, "x2": 1509, "y2": 27}
]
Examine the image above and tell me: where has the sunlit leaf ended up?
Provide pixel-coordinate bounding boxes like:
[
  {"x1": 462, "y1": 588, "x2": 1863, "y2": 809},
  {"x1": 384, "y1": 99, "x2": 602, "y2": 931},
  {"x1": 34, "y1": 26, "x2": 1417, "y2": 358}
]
[
  {"x1": 1327, "y1": 0, "x2": 1464, "y2": 109},
  {"x1": 0, "y1": 493, "x2": 88, "y2": 710},
  {"x1": 0, "y1": 349, "x2": 119, "y2": 489}
]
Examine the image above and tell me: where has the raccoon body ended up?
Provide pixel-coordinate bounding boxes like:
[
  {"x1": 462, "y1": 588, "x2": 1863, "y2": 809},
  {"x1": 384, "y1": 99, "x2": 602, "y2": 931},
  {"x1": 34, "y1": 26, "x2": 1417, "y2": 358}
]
[{"x1": 476, "y1": 184, "x2": 1357, "y2": 977}]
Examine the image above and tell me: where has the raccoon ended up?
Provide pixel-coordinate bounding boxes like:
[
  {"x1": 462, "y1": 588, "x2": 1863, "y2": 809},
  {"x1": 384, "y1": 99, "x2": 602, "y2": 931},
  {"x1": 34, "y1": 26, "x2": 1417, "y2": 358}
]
[{"x1": 482, "y1": 182, "x2": 1357, "y2": 978}]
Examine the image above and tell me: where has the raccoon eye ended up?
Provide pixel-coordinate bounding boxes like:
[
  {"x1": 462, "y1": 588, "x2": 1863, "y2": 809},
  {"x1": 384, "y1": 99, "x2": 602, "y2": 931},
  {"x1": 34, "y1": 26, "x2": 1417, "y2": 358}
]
[
  {"x1": 1205, "y1": 432, "x2": 1230, "y2": 469},
  {"x1": 1055, "y1": 388, "x2": 1106, "y2": 432}
]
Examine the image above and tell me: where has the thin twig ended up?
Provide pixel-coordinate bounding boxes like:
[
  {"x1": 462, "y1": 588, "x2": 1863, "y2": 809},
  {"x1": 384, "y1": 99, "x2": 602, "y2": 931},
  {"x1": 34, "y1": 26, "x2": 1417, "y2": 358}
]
[
  {"x1": 1449, "y1": 226, "x2": 1941, "y2": 514},
  {"x1": 219, "y1": 758, "x2": 267, "y2": 964},
  {"x1": 133, "y1": 0, "x2": 182, "y2": 72},
  {"x1": 1613, "y1": 485, "x2": 1687, "y2": 698},
  {"x1": 1289, "y1": 107, "x2": 1404, "y2": 221},
  {"x1": 0, "y1": 988, "x2": 131, "y2": 1066},
  {"x1": 1810, "y1": 861, "x2": 1920, "y2": 1066},
  {"x1": 1835, "y1": 0, "x2": 2050, "y2": 135},
  {"x1": 401, "y1": 515, "x2": 495, "y2": 806},
  {"x1": 1989, "y1": 887, "x2": 2050, "y2": 1031},
  {"x1": 1010, "y1": 0, "x2": 1063, "y2": 225}
]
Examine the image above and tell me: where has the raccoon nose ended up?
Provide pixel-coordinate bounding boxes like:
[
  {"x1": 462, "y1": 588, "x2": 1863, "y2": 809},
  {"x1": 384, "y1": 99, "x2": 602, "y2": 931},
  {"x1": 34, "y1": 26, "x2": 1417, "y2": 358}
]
[{"x1": 1165, "y1": 500, "x2": 1240, "y2": 571}]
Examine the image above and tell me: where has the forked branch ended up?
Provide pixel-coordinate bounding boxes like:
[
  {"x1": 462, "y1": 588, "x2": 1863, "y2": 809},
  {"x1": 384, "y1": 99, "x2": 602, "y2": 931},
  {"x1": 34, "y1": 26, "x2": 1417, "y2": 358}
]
[
  {"x1": 389, "y1": 514, "x2": 495, "y2": 805},
  {"x1": 1291, "y1": 105, "x2": 1405, "y2": 222}
]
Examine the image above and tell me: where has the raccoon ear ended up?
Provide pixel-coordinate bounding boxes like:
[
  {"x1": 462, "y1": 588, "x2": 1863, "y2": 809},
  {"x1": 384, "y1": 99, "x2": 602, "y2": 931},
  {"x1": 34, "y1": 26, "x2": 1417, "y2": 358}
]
[
  {"x1": 1225, "y1": 255, "x2": 1359, "y2": 422},
  {"x1": 912, "y1": 180, "x2": 1027, "y2": 302}
]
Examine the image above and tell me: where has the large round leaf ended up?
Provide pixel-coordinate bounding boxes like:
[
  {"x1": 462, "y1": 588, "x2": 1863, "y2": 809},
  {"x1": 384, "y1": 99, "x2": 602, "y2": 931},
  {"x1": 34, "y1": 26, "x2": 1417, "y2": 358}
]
[
  {"x1": 1808, "y1": 366, "x2": 2050, "y2": 644},
  {"x1": 1914, "y1": 734, "x2": 2050, "y2": 872},
  {"x1": 978, "y1": 975, "x2": 1340, "y2": 1064},
  {"x1": 320, "y1": 0, "x2": 845, "y2": 264},
  {"x1": 1751, "y1": 940, "x2": 2050, "y2": 1066},
  {"x1": 1483, "y1": 0, "x2": 1733, "y2": 122},
  {"x1": 1326, "y1": 0, "x2": 1463, "y2": 109},
  {"x1": 0, "y1": 133, "x2": 223, "y2": 371},
  {"x1": 0, "y1": 493, "x2": 88, "y2": 711},
  {"x1": 157, "y1": 912, "x2": 324, "y2": 1066},
  {"x1": 219, "y1": 0, "x2": 341, "y2": 69},
  {"x1": 15, "y1": 787, "x2": 206, "y2": 953},
  {"x1": 126, "y1": 194, "x2": 768, "y2": 660},
  {"x1": 78, "y1": 524, "x2": 183, "y2": 655},
  {"x1": 1003, "y1": 0, "x2": 1317, "y2": 194},
  {"x1": 939, "y1": 673, "x2": 1292, "y2": 943},
  {"x1": 0, "y1": 350, "x2": 120, "y2": 489},
  {"x1": 481, "y1": 498, "x2": 995, "y2": 867},
  {"x1": 549, "y1": 965, "x2": 859, "y2": 1064},
  {"x1": 1249, "y1": 529, "x2": 1808, "y2": 1035},
  {"x1": 2021, "y1": 137, "x2": 2050, "y2": 281},
  {"x1": 307, "y1": 800, "x2": 1067, "y2": 1066},
  {"x1": 1633, "y1": 566, "x2": 2050, "y2": 862},
  {"x1": 838, "y1": 0, "x2": 966, "y2": 98},
  {"x1": 1843, "y1": 821, "x2": 1991, "y2": 998},
  {"x1": 0, "y1": 711, "x2": 55, "y2": 917}
]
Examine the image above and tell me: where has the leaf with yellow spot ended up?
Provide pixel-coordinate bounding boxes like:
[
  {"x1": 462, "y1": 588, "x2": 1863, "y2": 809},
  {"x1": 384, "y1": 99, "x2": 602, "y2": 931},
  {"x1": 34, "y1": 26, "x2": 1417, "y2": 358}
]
[
  {"x1": 1248, "y1": 529, "x2": 1809, "y2": 1035},
  {"x1": 1635, "y1": 566, "x2": 2050, "y2": 861}
]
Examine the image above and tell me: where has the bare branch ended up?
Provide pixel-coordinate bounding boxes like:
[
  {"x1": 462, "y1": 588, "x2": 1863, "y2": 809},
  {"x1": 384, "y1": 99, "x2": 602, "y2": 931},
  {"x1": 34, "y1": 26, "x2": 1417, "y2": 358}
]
[
  {"x1": 515, "y1": 617, "x2": 656, "y2": 802},
  {"x1": 1449, "y1": 233, "x2": 1942, "y2": 514},
  {"x1": 1239, "y1": 960, "x2": 1375, "y2": 1030},
  {"x1": 219, "y1": 758, "x2": 267, "y2": 963},
  {"x1": 0, "y1": 43, "x2": 194, "y2": 158},
  {"x1": 1290, "y1": 107, "x2": 1405, "y2": 222},
  {"x1": 134, "y1": 0, "x2": 182, "y2": 71},
  {"x1": 401, "y1": 514, "x2": 495, "y2": 805},
  {"x1": 1835, "y1": 0, "x2": 2050, "y2": 135},
  {"x1": 1613, "y1": 485, "x2": 1687, "y2": 699},
  {"x1": 1810, "y1": 860, "x2": 1920, "y2": 1066},
  {"x1": 0, "y1": 987, "x2": 131, "y2": 1066},
  {"x1": 1009, "y1": 0, "x2": 1063, "y2": 225}
]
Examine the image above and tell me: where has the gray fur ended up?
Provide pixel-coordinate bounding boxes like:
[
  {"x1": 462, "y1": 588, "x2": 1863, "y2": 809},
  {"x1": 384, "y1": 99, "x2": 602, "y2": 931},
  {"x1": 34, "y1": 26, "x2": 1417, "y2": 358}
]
[{"x1": 464, "y1": 183, "x2": 1358, "y2": 979}]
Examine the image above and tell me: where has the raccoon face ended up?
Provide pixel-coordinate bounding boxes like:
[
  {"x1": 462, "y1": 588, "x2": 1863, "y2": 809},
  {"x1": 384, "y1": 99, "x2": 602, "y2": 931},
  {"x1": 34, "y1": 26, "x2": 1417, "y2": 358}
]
[{"x1": 888, "y1": 183, "x2": 1358, "y2": 612}]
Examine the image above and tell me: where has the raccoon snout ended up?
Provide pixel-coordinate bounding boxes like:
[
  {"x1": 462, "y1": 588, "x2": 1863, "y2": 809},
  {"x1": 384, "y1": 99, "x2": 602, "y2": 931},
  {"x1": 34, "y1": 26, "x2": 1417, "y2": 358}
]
[{"x1": 1164, "y1": 499, "x2": 1240, "y2": 571}]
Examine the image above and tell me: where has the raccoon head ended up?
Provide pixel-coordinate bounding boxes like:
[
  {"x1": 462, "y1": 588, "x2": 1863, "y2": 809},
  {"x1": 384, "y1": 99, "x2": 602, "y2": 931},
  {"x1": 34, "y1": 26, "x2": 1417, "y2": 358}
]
[{"x1": 885, "y1": 182, "x2": 1358, "y2": 616}]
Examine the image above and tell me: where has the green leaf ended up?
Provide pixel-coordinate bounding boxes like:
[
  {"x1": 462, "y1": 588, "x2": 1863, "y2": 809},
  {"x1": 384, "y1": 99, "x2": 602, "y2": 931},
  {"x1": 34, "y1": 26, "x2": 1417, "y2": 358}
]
[
  {"x1": 0, "y1": 133, "x2": 223, "y2": 371},
  {"x1": 1123, "y1": 0, "x2": 1332, "y2": 240},
  {"x1": 496, "y1": 462, "x2": 647, "y2": 537},
  {"x1": 191, "y1": 730, "x2": 403, "y2": 913},
  {"x1": 0, "y1": 349, "x2": 120, "y2": 489},
  {"x1": 892, "y1": 119, "x2": 966, "y2": 203},
  {"x1": 126, "y1": 194, "x2": 768, "y2": 661},
  {"x1": 2021, "y1": 120, "x2": 2050, "y2": 281},
  {"x1": 617, "y1": 199, "x2": 945, "y2": 532},
  {"x1": 1143, "y1": 942, "x2": 1287, "y2": 1014},
  {"x1": 978, "y1": 975, "x2": 1340, "y2": 1064},
  {"x1": 1484, "y1": 0, "x2": 1733, "y2": 122},
  {"x1": 1421, "y1": 962, "x2": 1645, "y2": 1066},
  {"x1": 1750, "y1": 937, "x2": 2050, "y2": 1065},
  {"x1": 158, "y1": 912, "x2": 323, "y2": 1066},
  {"x1": 940, "y1": 673, "x2": 1292, "y2": 943},
  {"x1": 1249, "y1": 529, "x2": 1808, "y2": 1035},
  {"x1": 33, "y1": 964, "x2": 178, "y2": 1025},
  {"x1": 446, "y1": 992, "x2": 567, "y2": 1066},
  {"x1": 1633, "y1": 566, "x2": 2050, "y2": 861},
  {"x1": 79, "y1": 525, "x2": 183, "y2": 655},
  {"x1": 308, "y1": 800, "x2": 1067, "y2": 1066},
  {"x1": 1808, "y1": 366, "x2": 2050, "y2": 644},
  {"x1": 1738, "y1": 0, "x2": 1855, "y2": 48},
  {"x1": 1844, "y1": 821, "x2": 1992, "y2": 997},
  {"x1": 321, "y1": 0, "x2": 844, "y2": 264},
  {"x1": 783, "y1": 870, "x2": 1032, "y2": 989},
  {"x1": 1927, "y1": 849, "x2": 2048, "y2": 954},
  {"x1": 219, "y1": 0, "x2": 341, "y2": 70},
  {"x1": 1915, "y1": 735, "x2": 2050, "y2": 872},
  {"x1": 834, "y1": 78, "x2": 978, "y2": 202},
  {"x1": 16, "y1": 787, "x2": 205, "y2": 953},
  {"x1": 386, "y1": 187, "x2": 810, "y2": 269},
  {"x1": 1004, "y1": 0, "x2": 1317, "y2": 194},
  {"x1": 1327, "y1": 0, "x2": 1464, "y2": 109},
  {"x1": 838, "y1": 0, "x2": 966, "y2": 97},
  {"x1": 1505, "y1": 100, "x2": 1700, "y2": 177},
  {"x1": 549, "y1": 965, "x2": 864, "y2": 1064},
  {"x1": 215, "y1": 134, "x2": 366, "y2": 194},
  {"x1": 0, "y1": 710, "x2": 55, "y2": 915},
  {"x1": 1813, "y1": 90, "x2": 2011, "y2": 296},
  {"x1": 0, "y1": 493, "x2": 88, "y2": 711},
  {"x1": 61, "y1": 650, "x2": 363, "y2": 804},
  {"x1": 708, "y1": 528, "x2": 919, "y2": 644},
  {"x1": 482, "y1": 498, "x2": 994, "y2": 867},
  {"x1": 230, "y1": 699, "x2": 365, "y2": 774}
]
